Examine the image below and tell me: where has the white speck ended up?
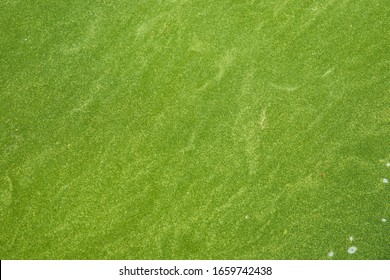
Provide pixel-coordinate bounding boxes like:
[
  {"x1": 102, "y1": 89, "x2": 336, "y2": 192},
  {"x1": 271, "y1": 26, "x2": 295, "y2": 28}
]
[
  {"x1": 328, "y1": 251, "x2": 334, "y2": 257},
  {"x1": 348, "y1": 246, "x2": 357, "y2": 254},
  {"x1": 382, "y1": 218, "x2": 387, "y2": 223},
  {"x1": 349, "y1": 236, "x2": 354, "y2": 242},
  {"x1": 245, "y1": 215, "x2": 249, "y2": 219},
  {"x1": 386, "y1": 162, "x2": 390, "y2": 167},
  {"x1": 383, "y1": 178, "x2": 388, "y2": 184}
]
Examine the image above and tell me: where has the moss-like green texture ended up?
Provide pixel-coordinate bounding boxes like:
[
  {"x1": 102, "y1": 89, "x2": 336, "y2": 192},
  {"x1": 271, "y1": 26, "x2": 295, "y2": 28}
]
[{"x1": 0, "y1": 0, "x2": 389, "y2": 259}]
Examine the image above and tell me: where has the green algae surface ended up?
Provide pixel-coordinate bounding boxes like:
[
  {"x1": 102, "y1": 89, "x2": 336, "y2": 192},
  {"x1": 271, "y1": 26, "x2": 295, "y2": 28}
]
[{"x1": 1, "y1": 0, "x2": 389, "y2": 259}]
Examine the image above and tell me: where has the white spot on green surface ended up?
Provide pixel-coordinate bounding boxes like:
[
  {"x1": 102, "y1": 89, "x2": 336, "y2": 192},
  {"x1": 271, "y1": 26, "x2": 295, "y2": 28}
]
[{"x1": 348, "y1": 246, "x2": 357, "y2": 254}]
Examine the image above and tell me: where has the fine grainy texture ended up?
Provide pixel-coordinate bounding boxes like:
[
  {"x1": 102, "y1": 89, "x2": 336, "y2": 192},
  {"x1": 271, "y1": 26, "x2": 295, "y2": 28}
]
[{"x1": 0, "y1": 0, "x2": 389, "y2": 260}]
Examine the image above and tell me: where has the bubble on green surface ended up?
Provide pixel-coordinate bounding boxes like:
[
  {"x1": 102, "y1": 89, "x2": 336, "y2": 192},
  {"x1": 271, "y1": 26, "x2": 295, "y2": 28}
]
[
  {"x1": 348, "y1": 246, "x2": 357, "y2": 254},
  {"x1": 386, "y1": 162, "x2": 390, "y2": 167},
  {"x1": 349, "y1": 236, "x2": 353, "y2": 242},
  {"x1": 382, "y1": 218, "x2": 387, "y2": 223},
  {"x1": 328, "y1": 251, "x2": 334, "y2": 257},
  {"x1": 383, "y1": 178, "x2": 388, "y2": 184}
]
